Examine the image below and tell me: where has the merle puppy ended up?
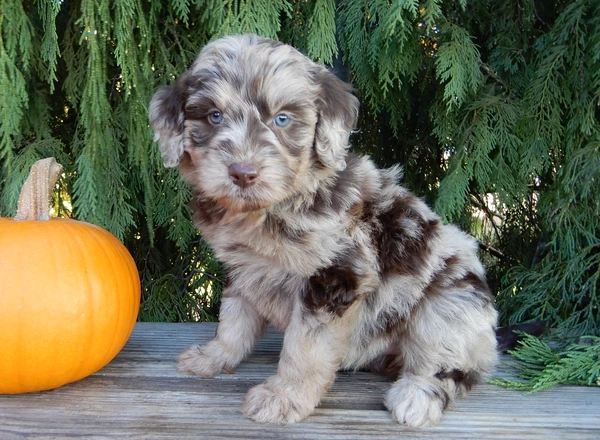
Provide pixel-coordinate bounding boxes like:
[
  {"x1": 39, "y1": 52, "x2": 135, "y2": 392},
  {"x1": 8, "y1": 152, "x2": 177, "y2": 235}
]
[{"x1": 149, "y1": 34, "x2": 498, "y2": 427}]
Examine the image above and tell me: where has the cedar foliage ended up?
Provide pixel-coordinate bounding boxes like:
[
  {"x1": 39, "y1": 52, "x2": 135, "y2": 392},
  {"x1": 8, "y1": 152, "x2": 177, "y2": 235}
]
[
  {"x1": 1, "y1": 1, "x2": 598, "y2": 339},
  {"x1": 491, "y1": 333, "x2": 599, "y2": 392}
]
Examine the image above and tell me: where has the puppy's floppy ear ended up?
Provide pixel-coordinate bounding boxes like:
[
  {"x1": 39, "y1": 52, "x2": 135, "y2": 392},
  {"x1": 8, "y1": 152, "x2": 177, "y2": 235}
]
[
  {"x1": 149, "y1": 72, "x2": 190, "y2": 168},
  {"x1": 312, "y1": 66, "x2": 359, "y2": 171}
]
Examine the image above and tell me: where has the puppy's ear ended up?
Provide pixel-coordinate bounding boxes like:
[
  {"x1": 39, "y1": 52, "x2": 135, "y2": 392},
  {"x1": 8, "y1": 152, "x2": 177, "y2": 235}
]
[
  {"x1": 149, "y1": 73, "x2": 189, "y2": 168},
  {"x1": 313, "y1": 67, "x2": 359, "y2": 171}
]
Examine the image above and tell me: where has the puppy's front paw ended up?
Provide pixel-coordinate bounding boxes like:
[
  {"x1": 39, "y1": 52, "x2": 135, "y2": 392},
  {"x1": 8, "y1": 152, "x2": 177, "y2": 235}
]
[
  {"x1": 177, "y1": 343, "x2": 230, "y2": 378},
  {"x1": 384, "y1": 375, "x2": 447, "y2": 428},
  {"x1": 241, "y1": 381, "x2": 311, "y2": 424}
]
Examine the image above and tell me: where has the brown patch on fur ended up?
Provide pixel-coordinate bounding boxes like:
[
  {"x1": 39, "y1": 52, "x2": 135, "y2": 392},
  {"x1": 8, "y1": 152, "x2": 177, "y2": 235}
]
[
  {"x1": 191, "y1": 194, "x2": 227, "y2": 225},
  {"x1": 435, "y1": 369, "x2": 481, "y2": 392},
  {"x1": 304, "y1": 266, "x2": 360, "y2": 316},
  {"x1": 313, "y1": 67, "x2": 359, "y2": 132},
  {"x1": 348, "y1": 201, "x2": 364, "y2": 218},
  {"x1": 153, "y1": 72, "x2": 190, "y2": 129},
  {"x1": 373, "y1": 196, "x2": 440, "y2": 277},
  {"x1": 265, "y1": 214, "x2": 307, "y2": 243},
  {"x1": 361, "y1": 292, "x2": 411, "y2": 342},
  {"x1": 380, "y1": 310, "x2": 410, "y2": 338},
  {"x1": 425, "y1": 260, "x2": 493, "y2": 307},
  {"x1": 215, "y1": 195, "x2": 269, "y2": 213},
  {"x1": 429, "y1": 387, "x2": 451, "y2": 410},
  {"x1": 423, "y1": 256, "x2": 460, "y2": 297},
  {"x1": 187, "y1": 120, "x2": 221, "y2": 146},
  {"x1": 364, "y1": 353, "x2": 404, "y2": 380},
  {"x1": 348, "y1": 202, "x2": 365, "y2": 230},
  {"x1": 308, "y1": 155, "x2": 371, "y2": 217},
  {"x1": 459, "y1": 272, "x2": 493, "y2": 303}
]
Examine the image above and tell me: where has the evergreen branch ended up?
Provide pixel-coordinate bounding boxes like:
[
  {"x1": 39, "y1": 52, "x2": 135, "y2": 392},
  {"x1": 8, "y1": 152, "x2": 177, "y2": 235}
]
[
  {"x1": 479, "y1": 63, "x2": 510, "y2": 91},
  {"x1": 188, "y1": 268, "x2": 225, "y2": 285},
  {"x1": 492, "y1": 333, "x2": 600, "y2": 392},
  {"x1": 477, "y1": 240, "x2": 517, "y2": 264},
  {"x1": 2, "y1": 0, "x2": 599, "y2": 330},
  {"x1": 470, "y1": 192, "x2": 503, "y2": 240},
  {"x1": 306, "y1": 0, "x2": 337, "y2": 64},
  {"x1": 183, "y1": 237, "x2": 205, "y2": 288},
  {"x1": 435, "y1": 24, "x2": 483, "y2": 111}
]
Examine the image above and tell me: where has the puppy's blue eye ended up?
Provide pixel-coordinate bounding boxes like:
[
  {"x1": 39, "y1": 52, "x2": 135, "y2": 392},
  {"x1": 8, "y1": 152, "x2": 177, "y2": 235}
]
[
  {"x1": 274, "y1": 114, "x2": 290, "y2": 127},
  {"x1": 208, "y1": 111, "x2": 223, "y2": 124}
]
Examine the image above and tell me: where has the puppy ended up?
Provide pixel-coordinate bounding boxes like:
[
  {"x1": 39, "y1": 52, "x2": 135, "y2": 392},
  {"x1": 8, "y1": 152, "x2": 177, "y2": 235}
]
[{"x1": 149, "y1": 34, "x2": 498, "y2": 427}]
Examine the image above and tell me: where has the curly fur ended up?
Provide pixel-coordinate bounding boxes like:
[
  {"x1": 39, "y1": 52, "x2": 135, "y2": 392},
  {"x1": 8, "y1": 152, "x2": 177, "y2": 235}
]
[{"x1": 149, "y1": 34, "x2": 498, "y2": 427}]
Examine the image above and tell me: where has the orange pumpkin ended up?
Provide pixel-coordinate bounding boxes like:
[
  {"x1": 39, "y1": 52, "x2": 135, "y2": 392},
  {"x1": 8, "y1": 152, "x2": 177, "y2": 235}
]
[{"x1": 0, "y1": 158, "x2": 141, "y2": 394}]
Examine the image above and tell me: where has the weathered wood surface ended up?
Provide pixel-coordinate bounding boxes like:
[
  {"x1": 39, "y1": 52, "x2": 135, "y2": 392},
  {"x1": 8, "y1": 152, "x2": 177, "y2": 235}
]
[{"x1": 1, "y1": 322, "x2": 598, "y2": 439}]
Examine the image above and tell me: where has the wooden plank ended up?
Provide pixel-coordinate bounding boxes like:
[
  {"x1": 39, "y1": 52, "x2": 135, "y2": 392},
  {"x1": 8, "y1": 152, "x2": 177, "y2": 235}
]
[{"x1": 0, "y1": 322, "x2": 598, "y2": 439}]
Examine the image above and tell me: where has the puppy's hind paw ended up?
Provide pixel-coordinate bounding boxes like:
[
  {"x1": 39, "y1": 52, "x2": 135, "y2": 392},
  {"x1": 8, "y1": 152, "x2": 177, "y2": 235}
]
[
  {"x1": 384, "y1": 375, "x2": 448, "y2": 428},
  {"x1": 177, "y1": 343, "x2": 229, "y2": 378},
  {"x1": 241, "y1": 381, "x2": 311, "y2": 424}
]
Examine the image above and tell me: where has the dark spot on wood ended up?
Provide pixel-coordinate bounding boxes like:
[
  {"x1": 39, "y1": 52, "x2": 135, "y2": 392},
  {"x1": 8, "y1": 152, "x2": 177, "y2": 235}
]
[{"x1": 304, "y1": 266, "x2": 360, "y2": 317}]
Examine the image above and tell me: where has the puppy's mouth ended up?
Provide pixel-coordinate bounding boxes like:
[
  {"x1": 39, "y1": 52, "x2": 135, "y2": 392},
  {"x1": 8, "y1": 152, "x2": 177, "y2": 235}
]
[
  {"x1": 216, "y1": 195, "x2": 270, "y2": 213},
  {"x1": 200, "y1": 160, "x2": 298, "y2": 213},
  {"x1": 215, "y1": 163, "x2": 273, "y2": 212}
]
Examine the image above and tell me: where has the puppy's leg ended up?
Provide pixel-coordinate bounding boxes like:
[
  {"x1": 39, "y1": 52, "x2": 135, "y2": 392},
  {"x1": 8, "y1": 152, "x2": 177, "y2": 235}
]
[
  {"x1": 241, "y1": 311, "x2": 347, "y2": 424},
  {"x1": 178, "y1": 294, "x2": 265, "y2": 377},
  {"x1": 385, "y1": 291, "x2": 498, "y2": 427}
]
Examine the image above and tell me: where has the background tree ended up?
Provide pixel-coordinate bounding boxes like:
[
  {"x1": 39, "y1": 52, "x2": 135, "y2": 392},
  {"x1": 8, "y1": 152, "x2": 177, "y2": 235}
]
[{"x1": 1, "y1": 0, "x2": 598, "y2": 338}]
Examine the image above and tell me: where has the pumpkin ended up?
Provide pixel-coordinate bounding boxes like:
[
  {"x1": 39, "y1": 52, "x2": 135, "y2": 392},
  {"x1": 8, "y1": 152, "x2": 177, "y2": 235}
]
[{"x1": 0, "y1": 158, "x2": 141, "y2": 394}]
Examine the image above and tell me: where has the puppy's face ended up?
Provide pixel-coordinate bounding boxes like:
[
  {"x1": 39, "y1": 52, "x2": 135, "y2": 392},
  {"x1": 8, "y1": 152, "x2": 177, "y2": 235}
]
[{"x1": 150, "y1": 35, "x2": 359, "y2": 212}]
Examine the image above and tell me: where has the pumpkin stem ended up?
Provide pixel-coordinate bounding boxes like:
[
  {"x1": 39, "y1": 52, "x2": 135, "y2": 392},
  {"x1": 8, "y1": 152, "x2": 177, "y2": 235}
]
[{"x1": 14, "y1": 158, "x2": 64, "y2": 221}]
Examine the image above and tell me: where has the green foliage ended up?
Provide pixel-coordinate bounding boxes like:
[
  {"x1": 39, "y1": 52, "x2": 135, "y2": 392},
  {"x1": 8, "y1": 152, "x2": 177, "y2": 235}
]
[
  {"x1": 435, "y1": 24, "x2": 483, "y2": 111},
  {"x1": 491, "y1": 333, "x2": 600, "y2": 392},
  {"x1": 1, "y1": 0, "x2": 598, "y2": 337},
  {"x1": 492, "y1": 0, "x2": 600, "y2": 336},
  {"x1": 306, "y1": 0, "x2": 337, "y2": 64}
]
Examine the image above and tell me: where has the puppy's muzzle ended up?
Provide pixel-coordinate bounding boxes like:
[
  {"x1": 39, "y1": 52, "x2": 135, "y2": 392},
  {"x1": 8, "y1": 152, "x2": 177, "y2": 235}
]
[{"x1": 229, "y1": 163, "x2": 260, "y2": 188}]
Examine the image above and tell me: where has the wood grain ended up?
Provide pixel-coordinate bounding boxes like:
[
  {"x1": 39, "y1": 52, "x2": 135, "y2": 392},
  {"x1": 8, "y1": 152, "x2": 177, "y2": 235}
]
[{"x1": 1, "y1": 322, "x2": 598, "y2": 439}]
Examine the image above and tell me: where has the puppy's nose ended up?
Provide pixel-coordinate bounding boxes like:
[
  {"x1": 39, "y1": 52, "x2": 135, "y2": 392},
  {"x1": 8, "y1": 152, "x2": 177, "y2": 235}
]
[{"x1": 228, "y1": 163, "x2": 260, "y2": 188}]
